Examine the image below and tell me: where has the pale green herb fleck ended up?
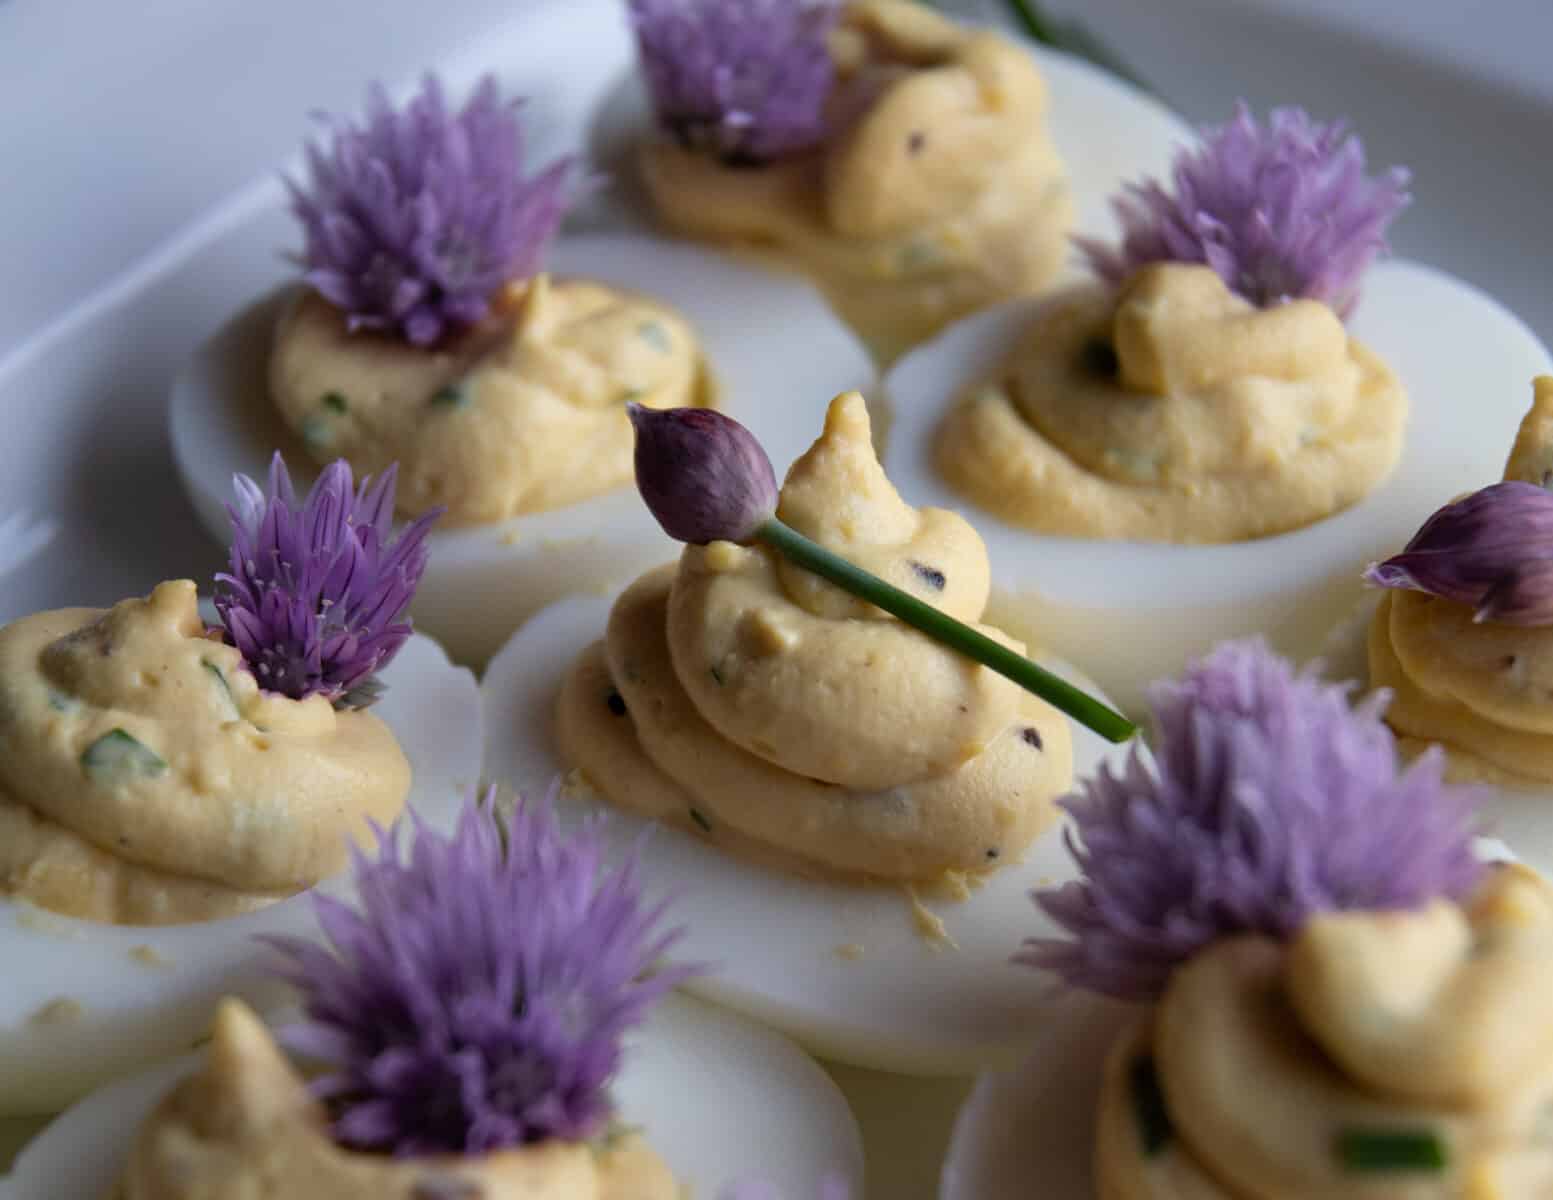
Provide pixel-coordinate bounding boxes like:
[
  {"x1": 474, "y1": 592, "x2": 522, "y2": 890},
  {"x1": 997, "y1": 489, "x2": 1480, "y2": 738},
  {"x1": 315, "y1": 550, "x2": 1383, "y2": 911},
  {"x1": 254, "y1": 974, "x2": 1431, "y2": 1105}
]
[
  {"x1": 301, "y1": 415, "x2": 334, "y2": 448},
  {"x1": 430, "y1": 383, "x2": 468, "y2": 408},
  {"x1": 81, "y1": 729, "x2": 166, "y2": 779},
  {"x1": 202, "y1": 661, "x2": 240, "y2": 719},
  {"x1": 638, "y1": 321, "x2": 673, "y2": 353}
]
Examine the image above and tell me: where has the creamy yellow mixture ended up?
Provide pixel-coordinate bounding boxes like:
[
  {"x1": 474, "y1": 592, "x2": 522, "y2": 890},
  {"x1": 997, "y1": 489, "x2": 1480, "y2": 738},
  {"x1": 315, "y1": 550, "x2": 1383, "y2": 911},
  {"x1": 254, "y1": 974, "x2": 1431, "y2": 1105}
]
[
  {"x1": 936, "y1": 263, "x2": 1407, "y2": 542},
  {"x1": 558, "y1": 392, "x2": 1072, "y2": 881},
  {"x1": 1098, "y1": 866, "x2": 1553, "y2": 1199},
  {"x1": 1373, "y1": 379, "x2": 1553, "y2": 787},
  {"x1": 0, "y1": 581, "x2": 409, "y2": 925},
  {"x1": 271, "y1": 275, "x2": 712, "y2": 525},
  {"x1": 639, "y1": 0, "x2": 1071, "y2": 362},
  {"x1": 114, "y1": 1000, "x2": 676, "y2": 1200}
]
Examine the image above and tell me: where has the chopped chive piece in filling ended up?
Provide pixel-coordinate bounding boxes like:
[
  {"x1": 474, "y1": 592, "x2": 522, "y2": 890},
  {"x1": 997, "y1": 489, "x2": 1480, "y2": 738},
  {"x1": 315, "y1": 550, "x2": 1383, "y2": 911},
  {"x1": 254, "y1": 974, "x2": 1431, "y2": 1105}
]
[
  {"x1": 202, "y1": 660, "x2": 239, "y2": 718},
  {"x1": 689, "y1": 807, "x2": 713, "y2": 834},
  {"x1": 46, "y1": 689, "x2": 79, "y2": 713},
  {"x1": 1129, "y1": 1055, "x2": 1173, "y2": 1157},
  {"x1": 321, "y1": 391, "x2": 349, "y2": 414},
  {"x1": 709, "y1": 665, "x2": 725, "y2": 686},
  {"x1": 1335, "y1": 1128, "x2": 1447, "y2": 1173},
  {"x1": 638, "y1": 320, "x2": 673, "y2": 353},
  {"x1": 81, "y1": 729, "x2": 167, "y2": 779},
  {"x1": 430, "y1": 383, "x2": 467, "y2": 408}
]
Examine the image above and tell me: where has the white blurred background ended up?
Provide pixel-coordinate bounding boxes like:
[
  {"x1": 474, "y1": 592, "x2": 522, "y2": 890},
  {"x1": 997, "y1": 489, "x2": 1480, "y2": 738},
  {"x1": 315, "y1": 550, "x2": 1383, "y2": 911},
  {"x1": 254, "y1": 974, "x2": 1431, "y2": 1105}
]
[{"x1": 2, "y1": 0, "x2": 1550, "y2": 371}]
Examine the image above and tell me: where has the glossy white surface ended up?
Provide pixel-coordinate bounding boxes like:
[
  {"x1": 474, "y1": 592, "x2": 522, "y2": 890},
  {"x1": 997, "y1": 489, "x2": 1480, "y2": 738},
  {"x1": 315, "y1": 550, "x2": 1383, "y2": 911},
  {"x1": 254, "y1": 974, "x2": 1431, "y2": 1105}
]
[
  {"x1": 940, "y1": 992, "x2": 1135, "y2": 1200},
  {"x1": 0, "y1": 633, "x2": 481, "y2": 1116},
  {"x1": 1, "y1": 992, "x2": 865, "y2": 1200}
]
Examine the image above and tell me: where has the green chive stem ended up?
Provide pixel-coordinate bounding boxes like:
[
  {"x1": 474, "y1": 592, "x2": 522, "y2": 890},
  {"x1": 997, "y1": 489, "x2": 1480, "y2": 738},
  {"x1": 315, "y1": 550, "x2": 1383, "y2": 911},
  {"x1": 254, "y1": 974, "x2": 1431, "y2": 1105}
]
[
  {"x1": 1335, "y1": 1128, "x2": 1447, "y2": 1173},
  {"x1": 1001, "y1": 0, "x2": 1155, "y2": 94},
  {"x1": 1004, "y1": 0, "x2": 1059, "y2": 43},
  {"x1": 757, "y1": 517, "x2": 1136, "y2": 744}
]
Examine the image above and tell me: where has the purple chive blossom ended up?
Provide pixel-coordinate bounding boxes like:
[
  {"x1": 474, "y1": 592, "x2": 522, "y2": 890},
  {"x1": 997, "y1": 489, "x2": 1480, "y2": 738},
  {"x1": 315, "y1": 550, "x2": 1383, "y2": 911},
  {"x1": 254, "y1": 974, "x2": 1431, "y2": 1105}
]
[
  {"x1": 1078, "y1": 102, "x2": 1411, "y2": 317},
  {"x1": 1365, "y1": 481, "x2": 1553, "y2": 626},
  {"x1": 629, "y1": 403, "x2": 779, "y2": 544},
  {"x1": 288, "y1": 74, "x2": 574, "y2": 347},
  {"x1": 214, "y1": 451, "x2": 439, "y2": 708},
  {"x1": 627, "y1": 0, "x2": 841, "y2": 164},
  {"x1": 266, "y1": 786, "x2": 697, "y2": 1157},
  {"x1": 1020, "y1": 640, "x2": 1484, "y2": 1002}
]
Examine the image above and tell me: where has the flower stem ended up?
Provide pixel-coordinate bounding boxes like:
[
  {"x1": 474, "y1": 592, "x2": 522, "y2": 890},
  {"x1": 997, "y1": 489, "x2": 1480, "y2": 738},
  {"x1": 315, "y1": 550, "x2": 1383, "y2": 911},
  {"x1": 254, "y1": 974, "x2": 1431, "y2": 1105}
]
[
  {"x1": 999, "y1": 0, "x2": 1154, "y2": 95},
  {"x1": 757, "y1": 518, "x2": 1137, "y2": 744}
]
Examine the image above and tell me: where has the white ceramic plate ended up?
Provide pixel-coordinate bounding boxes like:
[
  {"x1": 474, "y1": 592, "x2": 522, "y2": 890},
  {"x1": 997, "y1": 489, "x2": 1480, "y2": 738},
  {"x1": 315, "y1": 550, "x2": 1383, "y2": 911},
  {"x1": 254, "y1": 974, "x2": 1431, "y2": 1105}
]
[
  {"x1": 481, "y1": 591, "x2": 1132, "y2": 1076},
  {"x1": 0, "y1": 992, "x2": 865, "y2": 1200},
  {"x1": 884, "y1": 262, "x2": 1553, "y2": 714},
  {"x1": 0, "y1": 632, "x2": 481, "y2": 1116}
]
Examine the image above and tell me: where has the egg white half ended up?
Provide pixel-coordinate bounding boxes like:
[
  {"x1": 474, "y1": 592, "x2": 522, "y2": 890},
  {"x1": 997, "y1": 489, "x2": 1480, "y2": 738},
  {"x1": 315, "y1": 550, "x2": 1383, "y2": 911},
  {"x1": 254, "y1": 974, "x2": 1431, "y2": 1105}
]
[
  {"x1": 884, "y1": 261, "x2": 1553, "y2": 714},
  {"x1": 939, "y1": 991, "x2": 1134, "y2": 1200},
  {"x1": 0, "y1": 632, "x2": 481, "y2": 1116},
  {"x1": 170, "y1": 233, "x2": 873, "y2": 668},
  {"x1": 0, "y1": 992, "x2": 863, "y2": 1200},
  {"x1": 481, "y1": 590, "x2": 1133, "y2": 1076}
]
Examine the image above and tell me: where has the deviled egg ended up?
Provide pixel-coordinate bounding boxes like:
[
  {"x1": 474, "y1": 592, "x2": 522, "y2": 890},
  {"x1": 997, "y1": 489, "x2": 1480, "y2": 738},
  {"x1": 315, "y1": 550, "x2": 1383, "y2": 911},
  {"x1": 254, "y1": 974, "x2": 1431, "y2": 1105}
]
[
  {"x1": 2, "y1": 795, "x2": 864, "y2": 1199},
  {"x1": 0, "y1": 456, "x2": 481, "y2": 1114},
  {"x1": 1328, "y1": 376, "x2": 1553, "y2": 875},
  {"x1": 171, "y1": 75, "x2": 871, "y2": 666},
  {"x1": 483, "y1": 392, "x2": 1131, "y2": 1074},
  {"x1": 946, "y1": 641, "x2": 1510, "y2": 1200},
  {"x1": 594, "y1": 0, "x2": 1188, "y2": 365},
  {"x1": 885, "y1": 104, "x2": 1553, "y2": 712}
]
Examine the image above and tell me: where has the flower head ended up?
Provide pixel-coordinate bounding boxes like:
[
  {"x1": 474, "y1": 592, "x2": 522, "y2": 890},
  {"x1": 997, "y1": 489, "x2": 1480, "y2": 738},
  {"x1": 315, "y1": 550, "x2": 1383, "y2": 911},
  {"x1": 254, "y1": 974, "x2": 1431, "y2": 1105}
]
[
  {"x1": 1078, "y1": 103, "x2": 1411, "y2": 317},
  {"x1": 1021, "y1": 640, "x2": 1483, "y2": 1001},
  {"x1": 266, "y1": 786, "x2": 695, "y2": 1157},
  {"x1": 629, "y1": 403, "x2": 779, "y2": 544},
  {"x1": 1365, "y1": 481, "x2": 1553, "y2": 626},
  {"x1": 627, "y1": 0, "x2": 840, "y2": 164},
  {"x1": 214, "y1": 452, "x2": 439, "y2": 708},
  {"x1": 288, "y1": 74, "x2": 573, "y2": 346}
]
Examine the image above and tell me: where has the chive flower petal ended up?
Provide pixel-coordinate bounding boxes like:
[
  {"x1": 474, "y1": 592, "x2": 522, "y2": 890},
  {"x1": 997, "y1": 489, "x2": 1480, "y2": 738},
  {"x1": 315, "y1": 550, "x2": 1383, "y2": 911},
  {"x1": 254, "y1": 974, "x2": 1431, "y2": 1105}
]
[
  {"x1": 288, "y1": 74, "x2": 574, "y2": 346},
  {"x1": 627, "y1": 0, "x2": 841, "y2": 164},
  {"x1": 266, "y1": 787, "x2": 697, "y2": 1157},
  {"x1": 1021, "y1": 640, "x2": 1484, "y2": 1001},
  {"x1": 1365, "y1": 481, "x2": 1553, "y2": 626},
  {"x1": 213, "y1": 451, "x2": 439, "y2": 707},
  {"x1": 1078, "y1": 102, "x2": 1410, "y2": 316}
]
